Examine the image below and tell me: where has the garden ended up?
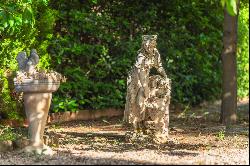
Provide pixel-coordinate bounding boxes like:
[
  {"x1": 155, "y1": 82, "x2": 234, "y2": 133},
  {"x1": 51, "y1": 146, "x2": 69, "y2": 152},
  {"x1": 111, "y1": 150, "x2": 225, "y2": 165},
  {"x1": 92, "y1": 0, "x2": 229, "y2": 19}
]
[{"x1": 0, "y1": 0, "x2": 249, "y2": 165}]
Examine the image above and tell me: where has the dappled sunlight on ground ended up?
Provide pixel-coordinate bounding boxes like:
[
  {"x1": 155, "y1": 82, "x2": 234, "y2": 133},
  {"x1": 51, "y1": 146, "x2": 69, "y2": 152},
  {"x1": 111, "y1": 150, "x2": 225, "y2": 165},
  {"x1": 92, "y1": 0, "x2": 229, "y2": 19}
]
[{"x1": 0, "y1": 99, "x2": 249, "y2": 164}]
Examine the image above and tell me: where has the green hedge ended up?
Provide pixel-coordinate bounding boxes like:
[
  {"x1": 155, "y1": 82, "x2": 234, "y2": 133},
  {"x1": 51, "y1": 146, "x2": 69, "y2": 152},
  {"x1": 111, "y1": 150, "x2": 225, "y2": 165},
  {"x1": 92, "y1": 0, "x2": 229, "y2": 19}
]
[
  {"x1": 48, "y1": 0, "x2": 224, "y2": 111},
  {"x1": 237, "y1": 0, "x2": 249, "y2": 98},
  {"x1": 0, "y1": 0, "x2": 249, "y2": 119}
]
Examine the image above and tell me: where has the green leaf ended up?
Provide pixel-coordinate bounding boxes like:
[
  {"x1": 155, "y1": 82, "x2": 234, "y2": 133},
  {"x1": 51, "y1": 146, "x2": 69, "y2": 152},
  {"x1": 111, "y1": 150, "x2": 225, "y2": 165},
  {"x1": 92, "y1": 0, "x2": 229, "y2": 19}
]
[
  {"x1": 225, "y1": 0, "x2": 237, "y2": 16},
  {"x1": 15, "y1": 16, "x2": 22, "y2": 24},
  {"x1": 8, "y1": 19, "x2": 14, "y2": 27},
  {"x1": 229, "y1": 0, "x2": 237, "y2": 14},
  {"x1": 221, "y1": 0, "x2": 226, "y2": 7},
  {"x1": 3, "y1": 21, "x2": 8, "y2": 28},
  {"x1": 91, "y1": 0, "x2": 98, "y2": 4},
  {"x1": 23, "y1": 6, "x2": 34, "y2": 25},
  {"x1": 58, "y1": 102, "x2": 65, "y2": 109},
  {"x1": 42, "y1": 0, "x2": 49, "y2": 6}
]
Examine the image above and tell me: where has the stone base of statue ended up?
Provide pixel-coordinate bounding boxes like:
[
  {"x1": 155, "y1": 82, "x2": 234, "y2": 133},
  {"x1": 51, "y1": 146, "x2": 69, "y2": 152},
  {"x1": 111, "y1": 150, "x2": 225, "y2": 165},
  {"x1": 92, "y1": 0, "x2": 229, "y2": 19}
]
[{"x1": 14, "y1": 79, "x2": 60, "y2": 155}]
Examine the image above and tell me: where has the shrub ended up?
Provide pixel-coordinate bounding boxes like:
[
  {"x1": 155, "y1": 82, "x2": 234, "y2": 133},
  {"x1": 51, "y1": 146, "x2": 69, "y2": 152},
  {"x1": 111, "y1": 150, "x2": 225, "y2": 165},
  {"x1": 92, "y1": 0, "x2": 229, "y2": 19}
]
[
  {"x1": 0, "y1": 0, "x2": 55, "y2": 119},
  {"x1": 48, "y1": 0, "x2": 224, "y2": 111},
  {"x1": 237, "y1": 0, "x2": 249, "y2": 99},
  {"x1": 0, "y1": 0, "x2": 248, "y2": 116}
]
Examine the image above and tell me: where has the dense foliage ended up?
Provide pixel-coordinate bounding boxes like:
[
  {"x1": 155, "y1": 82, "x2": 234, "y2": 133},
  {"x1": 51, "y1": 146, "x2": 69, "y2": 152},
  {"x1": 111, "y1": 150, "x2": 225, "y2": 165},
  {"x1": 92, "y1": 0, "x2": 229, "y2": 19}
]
[
  {"x1": 0, "y1": 0, "x2": 248, "y2": 119},
  {"x1": 0, "y1": 0, "x2": 53, "y2": 119},
  {"x1": 237, "y1": 0, "x2": 249, "y2": 98}
]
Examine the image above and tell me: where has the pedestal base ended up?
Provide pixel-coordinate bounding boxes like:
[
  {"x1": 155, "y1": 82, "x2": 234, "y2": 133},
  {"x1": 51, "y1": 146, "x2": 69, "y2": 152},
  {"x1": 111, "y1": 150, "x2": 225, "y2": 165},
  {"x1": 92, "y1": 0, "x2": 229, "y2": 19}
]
[
  {"x1": 23, "y1": 92, "x2": 53, "y2": 155},
  {"x1": 23, "y1": 144, "x2": 55, "y2": 155}
]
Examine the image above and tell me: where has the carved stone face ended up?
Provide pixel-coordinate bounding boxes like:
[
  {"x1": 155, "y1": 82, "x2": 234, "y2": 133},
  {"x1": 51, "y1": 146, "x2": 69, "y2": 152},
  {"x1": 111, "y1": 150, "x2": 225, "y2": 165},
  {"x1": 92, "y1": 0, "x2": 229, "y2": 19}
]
[{"x1": 141, "y1": 35, "x2": 157, "y2": 55}]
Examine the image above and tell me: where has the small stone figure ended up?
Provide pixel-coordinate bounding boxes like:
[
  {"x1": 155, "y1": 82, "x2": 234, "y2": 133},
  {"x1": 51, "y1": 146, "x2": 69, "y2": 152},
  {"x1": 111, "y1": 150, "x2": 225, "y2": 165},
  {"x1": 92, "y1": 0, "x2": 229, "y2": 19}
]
[
  {"x1": 124, "y1": 35, "x2": 171, "y2": 143},
  {"x1": 16, "y1": 49, "x2": 39, "y2": 74}
]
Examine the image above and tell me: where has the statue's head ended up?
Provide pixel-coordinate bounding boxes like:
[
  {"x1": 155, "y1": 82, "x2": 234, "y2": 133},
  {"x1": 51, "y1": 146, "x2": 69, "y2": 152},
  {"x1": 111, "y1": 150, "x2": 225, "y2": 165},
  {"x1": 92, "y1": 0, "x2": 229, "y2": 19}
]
[{"x1": 141, "y1": 35, "x2": 157, "y2": 54}]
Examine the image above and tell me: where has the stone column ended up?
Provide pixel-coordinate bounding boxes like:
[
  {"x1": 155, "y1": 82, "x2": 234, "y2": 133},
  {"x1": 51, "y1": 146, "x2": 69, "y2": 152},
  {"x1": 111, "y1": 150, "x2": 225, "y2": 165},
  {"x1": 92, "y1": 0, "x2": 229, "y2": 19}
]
[{"x1": 23, "y1": 92, "x2": 53, "y2": 155}]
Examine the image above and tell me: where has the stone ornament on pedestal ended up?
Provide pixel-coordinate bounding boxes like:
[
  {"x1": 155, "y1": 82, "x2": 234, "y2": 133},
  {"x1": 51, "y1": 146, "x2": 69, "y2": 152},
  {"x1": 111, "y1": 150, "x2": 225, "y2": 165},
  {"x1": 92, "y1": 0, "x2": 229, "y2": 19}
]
[{"x1": 14, "y1": 49, "x2": 66, "y2": 155}]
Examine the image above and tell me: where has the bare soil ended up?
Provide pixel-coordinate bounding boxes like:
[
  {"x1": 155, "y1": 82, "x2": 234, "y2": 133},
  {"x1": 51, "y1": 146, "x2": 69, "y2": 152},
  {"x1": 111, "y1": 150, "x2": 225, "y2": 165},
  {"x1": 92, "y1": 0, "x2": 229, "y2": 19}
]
[{"x1": 0, "y1": 99, "x2": 249, "y2": 165}]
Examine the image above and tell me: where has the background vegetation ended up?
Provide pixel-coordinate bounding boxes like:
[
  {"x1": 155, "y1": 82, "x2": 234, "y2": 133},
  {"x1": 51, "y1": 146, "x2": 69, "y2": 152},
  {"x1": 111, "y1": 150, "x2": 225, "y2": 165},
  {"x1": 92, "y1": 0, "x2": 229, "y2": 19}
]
[{"x1": 0, "y1": 0, "x2": 248, "y2": 120}]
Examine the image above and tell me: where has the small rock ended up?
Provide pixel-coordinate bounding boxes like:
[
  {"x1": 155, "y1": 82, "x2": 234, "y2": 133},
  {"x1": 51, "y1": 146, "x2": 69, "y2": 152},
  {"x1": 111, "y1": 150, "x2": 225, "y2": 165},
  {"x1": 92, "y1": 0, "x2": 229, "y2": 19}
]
[
  {"x1": 0, "y1": 140, "x2": 13, "y2": 152},
  {"x1": 12, "y1": 137, "x2": 29, "y2": 149}
]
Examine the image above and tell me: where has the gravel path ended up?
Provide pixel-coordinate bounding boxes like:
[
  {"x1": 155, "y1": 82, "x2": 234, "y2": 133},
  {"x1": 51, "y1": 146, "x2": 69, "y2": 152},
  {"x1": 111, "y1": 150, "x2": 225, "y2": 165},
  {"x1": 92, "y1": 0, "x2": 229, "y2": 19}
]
[
  {"x1": 0, "y1": 146, "x2": 249, "y2": 165},
  {"x1": 1, "y1": 124, "x2": 248, "y2": 165},
  {"x1": 0, "y1": 99, "x2": 249, "y2": 165}
]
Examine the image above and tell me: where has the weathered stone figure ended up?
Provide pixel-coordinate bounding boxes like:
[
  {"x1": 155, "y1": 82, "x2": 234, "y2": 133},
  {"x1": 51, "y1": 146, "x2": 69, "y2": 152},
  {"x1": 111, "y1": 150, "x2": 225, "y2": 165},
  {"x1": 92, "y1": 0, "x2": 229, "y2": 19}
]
[
  {"x1": 16, "y1": 49, "x2": 39, "y2": 74},
  {"x1": 124, "y1": 35, "x2": 171, "y2": 141}
]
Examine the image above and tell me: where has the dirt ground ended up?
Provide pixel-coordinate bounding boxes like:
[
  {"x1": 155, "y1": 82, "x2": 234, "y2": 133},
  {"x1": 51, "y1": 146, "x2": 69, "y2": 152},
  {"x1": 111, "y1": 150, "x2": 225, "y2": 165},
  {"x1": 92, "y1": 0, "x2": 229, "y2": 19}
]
[{"x1": 0, "y1": 99, "x2": 249, "y2": 165}]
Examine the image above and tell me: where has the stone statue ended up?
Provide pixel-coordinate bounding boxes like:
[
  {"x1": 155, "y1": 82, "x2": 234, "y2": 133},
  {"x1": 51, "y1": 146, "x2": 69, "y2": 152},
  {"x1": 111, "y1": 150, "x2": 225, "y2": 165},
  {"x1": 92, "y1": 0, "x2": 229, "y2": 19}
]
[
  {"x1": 16, "y1": 49, "x2": 39, "y2": 74},
  {"x1": 124, "y1": 35, "x2": 171, "y2": 142}
]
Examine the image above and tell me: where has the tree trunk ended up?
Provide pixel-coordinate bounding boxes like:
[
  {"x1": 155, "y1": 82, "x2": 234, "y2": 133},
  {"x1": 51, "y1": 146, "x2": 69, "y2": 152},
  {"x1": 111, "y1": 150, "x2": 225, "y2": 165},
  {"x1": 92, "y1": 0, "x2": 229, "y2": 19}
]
[{"x1": 220, "y1": 3, "x2": 239, "y2": 125}]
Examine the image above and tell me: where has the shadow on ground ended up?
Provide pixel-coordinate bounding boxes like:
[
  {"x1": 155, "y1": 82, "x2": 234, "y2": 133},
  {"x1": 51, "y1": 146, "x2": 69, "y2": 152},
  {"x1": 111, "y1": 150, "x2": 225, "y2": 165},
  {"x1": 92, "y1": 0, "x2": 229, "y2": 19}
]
[
  {"x1": 54, "y1": 130, "x2": 207, "y2": 153},
  {"x1": 43, "y1": 99, "x2": 249, "y2": 156}
]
